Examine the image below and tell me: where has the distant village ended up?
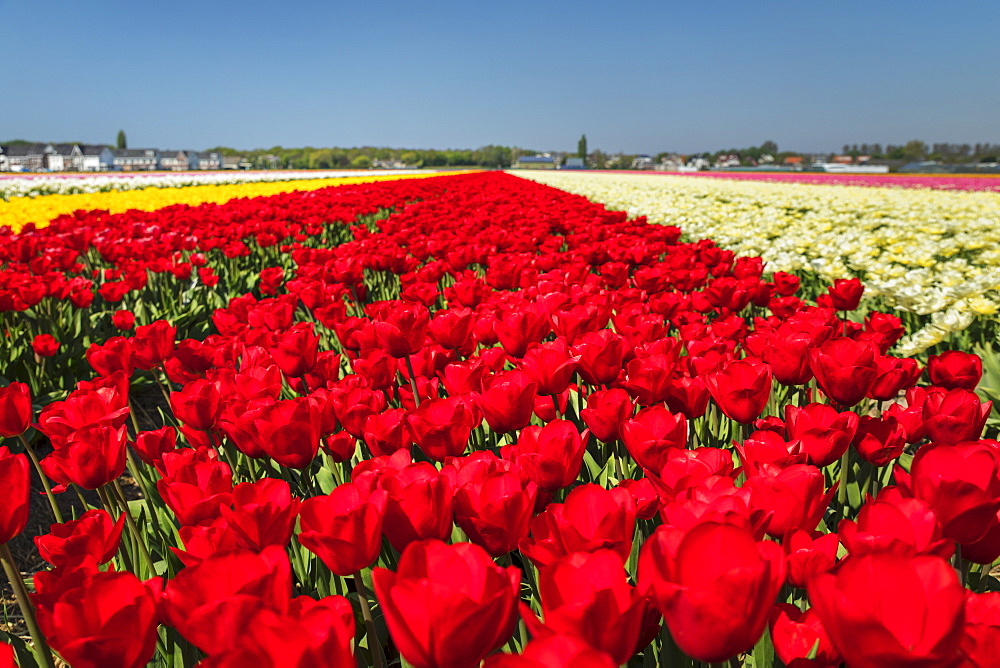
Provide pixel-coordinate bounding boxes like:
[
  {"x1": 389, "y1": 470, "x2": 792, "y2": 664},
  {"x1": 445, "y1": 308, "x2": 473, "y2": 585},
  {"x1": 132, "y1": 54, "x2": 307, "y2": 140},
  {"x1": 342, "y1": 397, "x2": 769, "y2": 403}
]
[
  {"x1": 0, "y1": 143, "x2": 253, "y2": 172},
  {"x1": 513, "y1": 152, "x2": 1000, "y2": 174}
]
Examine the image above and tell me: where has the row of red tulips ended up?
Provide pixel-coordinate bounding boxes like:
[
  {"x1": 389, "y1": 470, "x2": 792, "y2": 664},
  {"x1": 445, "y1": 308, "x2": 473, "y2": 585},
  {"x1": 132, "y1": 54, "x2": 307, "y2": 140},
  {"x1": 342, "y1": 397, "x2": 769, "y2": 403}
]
[{"x1": 0, "y1": 172, "x2": 997, "y2": 667}]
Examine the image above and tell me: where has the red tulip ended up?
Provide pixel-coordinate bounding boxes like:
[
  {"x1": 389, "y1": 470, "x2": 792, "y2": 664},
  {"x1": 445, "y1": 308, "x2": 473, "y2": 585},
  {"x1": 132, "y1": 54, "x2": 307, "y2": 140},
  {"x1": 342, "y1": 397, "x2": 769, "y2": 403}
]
[
  {"x1": 86, "y1": 336, "x2": 134, "y2": 377},
  {"x1": 372, "y1": 539, "x2": 520, "y2": 668},
  {"x1": 0, "y1": 382, "x2": 32, "y2": 437},
  {"x1": 133, "y1": 426, "x2": 177, "y2": 466},
  {"x1": 35, "y1": 509, "x2": 125, "y2": 566},
  {"x1": 32, "y1": 333, "x2": 60, "y2": 357},
  {"x1": 0, "y1": 447, "x2": 30, "y2": 543},
  {"x1": 162, "y1": 546, "x2": 293, "y2": 654},
  {"x1": 269, "y1": 323, "x2": 319, "y2": 378},
  {"x1": 745, "y1": 463, "x2": 836, "y2": 538},
  {"x1": 783, "y1": 530, "x2": 840, "y2": 589},
  {"x1": 503, "y1": 419, "x2": 588, "y2": 493},
  {"x1": 40, "y1": 423, "x2": 127, "y2": 490},
  {"x1": 112, "y1": 309, "x2": 135, "y2": 330},
  {"x1": 298, "y1": 482, "x2": 387, "y2": 575},
  {"x1": 220, "y1": 478, "x2": 300, "y2": 551},
  {"x1": 482, "y1": 634, "x2": 616, "y2": 668},
  {"x1": 868, "y1": 355, "x2": 921, "y2": 400},
  {"x1": 808, "y1": 552, "x2": 965, "y2": 667},
  {"x1": 526, "y1": 550, "x2": 653, "y2": 664},
  {"x1": 921, "y1": 388, "x2": 991, "y2": 445},
  {"x1": 520, "y1": 484, "x2": 636, "y2": 567},
  {"x1": 195, "y1": 595, "x2": 355, "y2": 668},
  {"x1": 32, "y1": 567, "x2": 161, "y2": 668},
  {"x1": 852, "y1": 415, "x2": 907, "y2": 466},
  {"x1": 131, "y1": 319, "x2": 176, "y2": 369},
  {"x1": 620, "y1": 405, "x2": 688, "y2": 473},
  {"x1": 170, "y1": 378, "x2": 222, "y2": 431},
  {"x1": 372, "y1": 302, "x2": 430, "y2": 358},
  {"x1": 958, "y1": 591, "x2": 1000, "y2": 667},
  {"x1": 252, "y1": 397, "x2": 321, "y2": 469},
  {"x1": 572, "y1": 329, "x2": 628, "y2": 385},
  {"x1": 838, "y1": 486, "x2": 952, "y2": 559},
  {"x1": 475, "y1": 370, "x2": 537, "y2": 434},
  {"x1": 808, "y1": 337, "x2": 878, "y2": 406},
  {"x1": 519, "y1": 339, "x2": 579, "y2": 395},
  {"x1": 825, "y1": 277, "x2": 864, "y2": 310},
  {"x1": 897, "y1": 440, "x2": 1000, "y2": 545},
  {"x1": 769, "y1": 603, "x2": 841, "y2": 668},
  {"x1": 156, "y1": 446, "x2": 233, "y2": 526},
  {"x1": 454, "y1": 469, "x2": 536, "y2": 557},
  {"x1": 579, "y1": 388, "x2": 633, "y2": 442},
  {"x1": 639, "y1": 521, "x2": 785, "y2": 662},
  {"x1": 378, "y1": 462, "x2": 454, "y2": 551},
  {"x1": 405, "y1": 396, "x2": 478, "y2": 461},
  {"x1": 784, "y1": 403, "x2": 857, "y2": 467},
  {"x1": 928, "y1": 350, "x2": 983, "y2": 390},
  {"x1": 704, "y1": 358, "x2": 772, "y2": 423}
]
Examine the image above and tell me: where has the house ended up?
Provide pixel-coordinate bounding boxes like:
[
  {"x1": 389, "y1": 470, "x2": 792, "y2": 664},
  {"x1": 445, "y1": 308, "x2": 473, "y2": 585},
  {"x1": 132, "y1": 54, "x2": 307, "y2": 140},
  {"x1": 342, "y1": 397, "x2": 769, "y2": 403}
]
[
  {"x1": 831, "y1": 155, "x2": 854, "y2": 164},
  {"x1": 715, "y1": 154, "x2": 741, "y2": 168},
  {"x1": 190, "y1": 152, "x2": 222, "y2": 170},
  {"x1": 46, "y1": 143, "x2": 83, "y2": 171},
  {"x1": 1, "y1": 143, "x2": 48, "y2": 171},
  {"x1": 76, "y1": 145, "x2": 114, "y2": 171},
  {"x1": 783, "y1": 156, "x2": 804, "y2": 167},
  {"x1": 160, "y1": 150, "x2": 190, "y2": 171},
  {"x1": 631, "y1": 155, "x2": 655, "y2": 170},
  {"x1": 111, "y1": 149, "x2": 160, "y2": 171},
  {"x1": 561, "y1": 157, "x2": 586, "y2": 170},
  {"x1": 513, "y1": 154, "x2": 557, "y2": 169},
  {"x1": 222, "y1": 155, "x2": 251, "y2": 170}
]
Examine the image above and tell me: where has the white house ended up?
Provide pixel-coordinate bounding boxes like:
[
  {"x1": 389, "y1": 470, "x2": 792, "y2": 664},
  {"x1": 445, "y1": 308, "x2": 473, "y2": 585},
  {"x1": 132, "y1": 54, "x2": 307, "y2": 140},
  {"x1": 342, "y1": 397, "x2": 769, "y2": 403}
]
[{"x1": 111, "y1": 149, "x2": 160, "y2": 171}]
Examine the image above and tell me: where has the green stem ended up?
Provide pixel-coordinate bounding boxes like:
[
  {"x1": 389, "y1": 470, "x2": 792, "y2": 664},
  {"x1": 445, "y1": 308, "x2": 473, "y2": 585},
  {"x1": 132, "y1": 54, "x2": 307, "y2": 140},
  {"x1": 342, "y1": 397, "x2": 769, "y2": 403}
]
[
  {"x1": 0, "y1": 543, "x2": 57, "y2": 668},
  {"x1": 354, "y1": 571, "x2": 387, "y2": 668},
  {"x1": 109, "y1": 481, "x2": 157, "y2": 577},
  {"x1": 17, "y1": 433, "x2": 63, "y2": 524}
]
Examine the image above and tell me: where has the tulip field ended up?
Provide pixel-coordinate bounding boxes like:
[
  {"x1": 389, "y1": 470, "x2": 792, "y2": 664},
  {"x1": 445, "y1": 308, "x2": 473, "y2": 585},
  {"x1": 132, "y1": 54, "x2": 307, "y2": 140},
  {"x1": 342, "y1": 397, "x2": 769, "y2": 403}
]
[{"x1": 0, "y1": 169, "x2": 999, "y2": 667}]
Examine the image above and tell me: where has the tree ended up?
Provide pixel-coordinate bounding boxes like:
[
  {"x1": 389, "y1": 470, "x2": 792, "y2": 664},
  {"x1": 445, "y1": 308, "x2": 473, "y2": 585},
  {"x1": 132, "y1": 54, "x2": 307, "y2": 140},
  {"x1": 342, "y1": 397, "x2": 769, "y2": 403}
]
[
  {"x1": 116, "y1": 130, "x2": 127, "y2": 149},
  {"x1": 578, "y1": 134, "x2": 588, "y2": 160},
  {"x1": 760, "y1": 140, "x2": 778, "y2": 155},
  {"x1": 903, "y1": 140, "x2": 928, "y2": 161},
  {"x1": 350, "y1": 155, "x2": 372, "y2": 169}
]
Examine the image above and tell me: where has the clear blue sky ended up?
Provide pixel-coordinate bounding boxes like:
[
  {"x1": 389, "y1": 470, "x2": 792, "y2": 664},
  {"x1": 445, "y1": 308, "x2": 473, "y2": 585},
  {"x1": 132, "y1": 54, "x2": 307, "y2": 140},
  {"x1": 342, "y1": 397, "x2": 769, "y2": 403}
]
[{"x1": 2, "y1": 0, "x2": 998, "y2": 154}]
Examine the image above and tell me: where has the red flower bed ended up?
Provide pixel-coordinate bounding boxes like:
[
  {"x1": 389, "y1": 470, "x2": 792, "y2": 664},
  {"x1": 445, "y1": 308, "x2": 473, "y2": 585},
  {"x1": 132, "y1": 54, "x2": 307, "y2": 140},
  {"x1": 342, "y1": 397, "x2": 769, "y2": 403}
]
[{"x1": 0, "y1": 172, "x2": 997, "y2": 667}]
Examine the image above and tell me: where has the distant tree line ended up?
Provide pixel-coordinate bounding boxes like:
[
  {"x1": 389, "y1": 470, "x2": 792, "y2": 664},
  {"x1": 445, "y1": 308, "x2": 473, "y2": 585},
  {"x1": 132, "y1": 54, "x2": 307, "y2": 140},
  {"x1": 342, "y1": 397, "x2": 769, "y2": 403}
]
[
  {"x1": 204, "y1": 145, "x2": 529, "y2": 170},
  {"x1": 840, "y1": 141, "x2": 1000, "y2": 163}
]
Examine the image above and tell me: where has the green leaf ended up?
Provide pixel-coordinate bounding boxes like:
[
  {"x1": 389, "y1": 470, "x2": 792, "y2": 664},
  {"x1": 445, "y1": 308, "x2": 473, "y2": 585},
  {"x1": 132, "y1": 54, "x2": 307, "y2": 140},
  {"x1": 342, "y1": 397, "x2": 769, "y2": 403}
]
[
  {"x1": 752, "y1": 625, "x2": 775, "y2": 668},
  {"x1": 0, "y1": 630, "x2": 39, "y2": 668}
]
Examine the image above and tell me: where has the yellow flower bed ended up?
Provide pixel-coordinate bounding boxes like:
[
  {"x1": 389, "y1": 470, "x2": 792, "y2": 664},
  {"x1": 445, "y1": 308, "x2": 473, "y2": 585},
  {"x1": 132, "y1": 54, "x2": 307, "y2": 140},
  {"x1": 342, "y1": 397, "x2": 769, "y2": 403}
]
[
  {"x1": 515, "y1": 170, "x2": 1000, "y2": 354},
  {"x1": 1, "y1": 171, "x2": 465, "y2": 233}
]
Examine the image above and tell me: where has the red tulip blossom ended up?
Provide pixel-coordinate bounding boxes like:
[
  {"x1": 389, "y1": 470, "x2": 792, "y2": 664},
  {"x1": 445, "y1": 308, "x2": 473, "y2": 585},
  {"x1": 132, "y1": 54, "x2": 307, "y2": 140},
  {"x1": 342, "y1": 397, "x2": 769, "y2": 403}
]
[
  {"x1": 32, "y1": 333, "x2": 60, "y2": 357},
  {"x1": 502, "y1": 419, "x2": 588, "y2": 493},
  {"x1": 373, "y1": 539, "x2": 520, "y2": 668},
  {"x1": 32, "y1": 567, "x2": 161, "y2": 668},
  {"x1": 808, "y1": 552, "x2": 965, "y2": 667},
  {"x1": 928, "y1": 350, "x2": 983, "y2": 390},
  {"x1": 808, "y1": 337, "x2": 878, "y2": 406},
  {"x1": 704, "y1": 358, "x2": 773, "y2": 423},
  {"x1": 298, "y1": 482, "x2": 387, "y2": 575},
  {"x1": 640, "y1": 521, "x2": 785, "y2": 661},
  {"x1": 0, "y1": 382, "x2": 33, "y2": 437},
  {"x1": 897, "y1": 439, "x2": 1000, "y2": 545},
  {"x1": 620, "y1": 405, "x2": 688, "y2": 473},
  {"x1": 525, "y1": 550, "x2": 654, "y2": 664},
  {"x1": 769, "y1": 603, "x2": 841, "y2": 668},
  {"x1": 482, "y1": 634, "x2": 615, "y2": 668},
  {"x1": 520, "y1": 483, "x2": 636, "y2": 567},
  {"x1": 0, "y1": 446, "x2": 30, "y2": 543},
  {"x1": 454, "y1": 469, "x2": 537, "y2": 557},
  {"x1": 35, "y1": 509, "x2": 125, "y2": 567}
]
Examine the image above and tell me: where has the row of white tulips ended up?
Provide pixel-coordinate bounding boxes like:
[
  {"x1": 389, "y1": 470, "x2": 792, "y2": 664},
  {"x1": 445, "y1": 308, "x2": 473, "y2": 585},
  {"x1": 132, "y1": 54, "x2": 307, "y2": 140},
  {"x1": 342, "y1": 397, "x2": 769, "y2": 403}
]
[{"x1": 514, "y1": 170, "x2": 1000, "y2": 354}]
